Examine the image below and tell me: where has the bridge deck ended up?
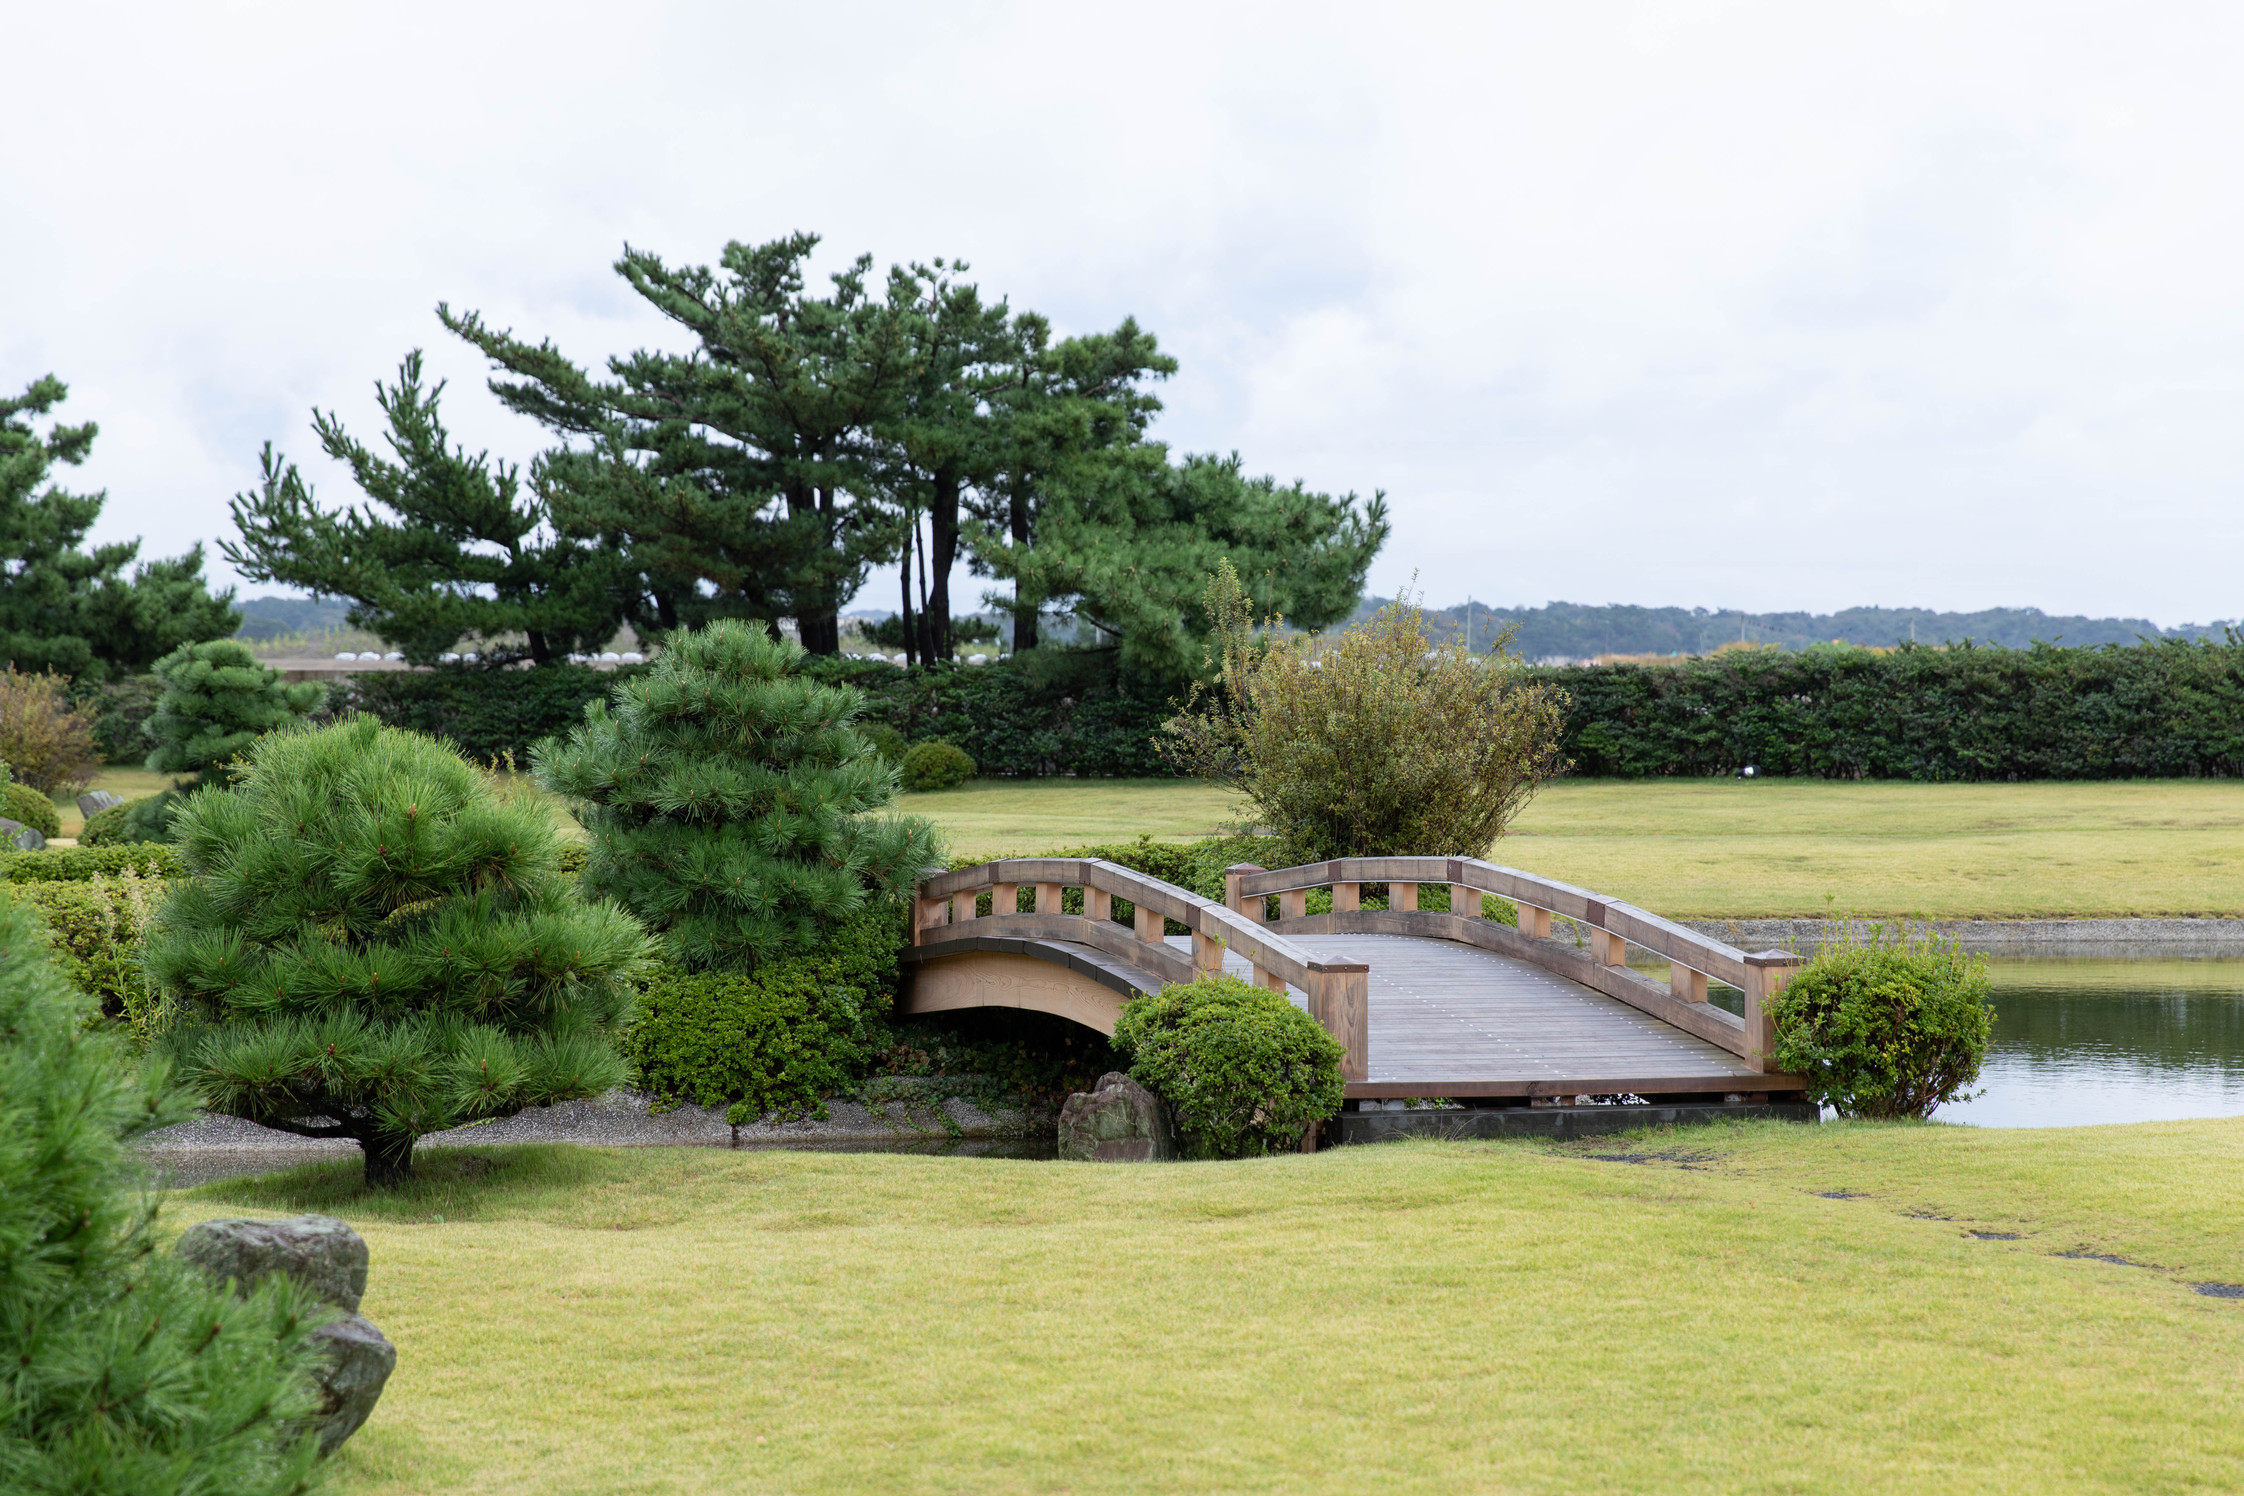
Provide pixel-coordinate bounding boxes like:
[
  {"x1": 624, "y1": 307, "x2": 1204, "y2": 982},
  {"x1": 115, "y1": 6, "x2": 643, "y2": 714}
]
[{"x1": 1182, "y1": 933, "x2": 1768, "y2": 1098}]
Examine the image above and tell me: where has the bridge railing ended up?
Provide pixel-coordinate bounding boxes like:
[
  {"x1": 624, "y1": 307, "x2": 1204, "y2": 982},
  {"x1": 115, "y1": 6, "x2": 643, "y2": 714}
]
[
  {"x1": 1224, "y1": 856, "x2": 1803, "y2": 1071},
  {"x1": 915, "y1": 858, "x2": 1372, "y2": 1080}
]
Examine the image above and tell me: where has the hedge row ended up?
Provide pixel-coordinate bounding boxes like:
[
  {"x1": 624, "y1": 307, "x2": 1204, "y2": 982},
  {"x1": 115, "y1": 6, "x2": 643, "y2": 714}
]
[
  {"x1": 1530, "y1": 638, "x2": 2244, "y2": 780},
  {"x1": 322, "y1": 636, "x2": 2244, "y2": 782}
]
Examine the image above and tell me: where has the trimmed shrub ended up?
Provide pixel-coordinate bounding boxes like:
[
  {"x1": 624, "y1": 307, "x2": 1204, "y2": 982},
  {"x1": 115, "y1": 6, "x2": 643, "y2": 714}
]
[
  {"x1": 1, "y1": 779, "x2": 59, "y2": 837},
  {"x1": 861, "y1": 721, "x2": 908, "y2": 765},
  {"x1": 17, "y1": 869, "x2": 164, "y2": 1036},
  {"x1": 900, "y1": 739, "x2": 976, "y2": 792},
  {"x1": 144, "y1": 639, "x2": 324, "y2": 791},
  {"x1": 1167, "y1": 571, "x2": 1567, "y2": 860},
  {"x1": 141, "y1": 715, "x2": 653, "y2": 1185},
  {"x1": 1111, "y1": 973, "x2": 1345, "y2": 1158},
  {"x1": 0, "y1": 889, "x2": 331, "y2": 1493},
  {"x1": 1532, "y1": 636, "x2": 2244, "y2": 780},
  {"x1": 0, "y1": 667, "x2": 100, "y2": 793},
  {"x1": 624, "y1": 902, "x2": 906, "y2": 1119},
  {"x1": 0, "y1": 842, "x2": 181, "y2": 882},
  {"x1": 535, "y1": 619, "x2": 938, "y2": 972},
  {"x1": 77, "y1": 793, "x2": 164, "y2": 846},
  {"x1": 340, "y1": 662, "x2": 625, "y2": 763},
  {"x1": 1768, "y1": 934, "x2": 1995, "y2": 1118}
]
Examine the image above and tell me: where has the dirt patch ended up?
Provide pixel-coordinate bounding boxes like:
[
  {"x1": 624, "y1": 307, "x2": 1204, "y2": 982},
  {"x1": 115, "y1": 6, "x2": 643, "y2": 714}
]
[
  {"x1": 2193, "y1": 1283, "x2": 2244, "y2": 1299},
  {"x1": 1968, "y1": 1231, "x2": 2021, "y2": 1240}
]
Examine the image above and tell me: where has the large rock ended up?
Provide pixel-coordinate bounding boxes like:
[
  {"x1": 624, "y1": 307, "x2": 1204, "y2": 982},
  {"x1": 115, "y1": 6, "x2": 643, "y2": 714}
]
[
  {"x1": 1059, "y1": 1071, "x2": 1178, "y2": 1161},
  {"x1": 176, "y1": 1213, "x2": 368, "y2": 1311},
  {"x1": 176, "y1": 1214, "x2": 392, "y2": 1454},
  {"x1": 77, "y1": 789, "x2": 123, "y2": 819},
  {"x1": 0, "y1": 817, "x2": 43, "y2": 851}
]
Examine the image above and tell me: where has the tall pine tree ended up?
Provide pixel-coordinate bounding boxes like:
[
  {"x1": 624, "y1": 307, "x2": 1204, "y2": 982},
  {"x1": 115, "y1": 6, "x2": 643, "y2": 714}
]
[
  {"x1": 0, "y1": 375, "x2": 239, "y2": 678},
  {"x1": 223, "y1": 353, "x2": 623, "y2": 665}
]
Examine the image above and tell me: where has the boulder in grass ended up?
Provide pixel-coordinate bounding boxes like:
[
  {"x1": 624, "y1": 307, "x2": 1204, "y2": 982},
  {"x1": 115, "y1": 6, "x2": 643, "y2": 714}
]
[
  {"x1": 176, "y1": 1214, "x2": 395, "y2": 1454},
  {"x1": 77, "y1": 789, "x2": 123, "y2": 819},
  {"x1": 1058, "y1": 1071, "x2": 1179, "y2": 1162},
  {"x1": 0, "y1": 817, "x2": 42, "y2": 851}
]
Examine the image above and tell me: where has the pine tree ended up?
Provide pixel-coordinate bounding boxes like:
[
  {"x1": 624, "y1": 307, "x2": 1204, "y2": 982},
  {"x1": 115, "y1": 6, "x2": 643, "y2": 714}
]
[
  {"x1": 141, "y1": 717, "x2": 651, "y2": 1186},
  {"x1": 533, "y1": 619, "x2": 938, "y2": 971},
  {"x1": 222, "y1": 353, "x2": 623, "y2": 666},
  {"x1": 0, "y1": 892, "x2": 331, "y2": 1492},
  {"x1": 145, "y1": 640, "x2": 326, "y2": 791},
  {"x1": 0, "y1": 375, "x2": 239, "y2": 678}
]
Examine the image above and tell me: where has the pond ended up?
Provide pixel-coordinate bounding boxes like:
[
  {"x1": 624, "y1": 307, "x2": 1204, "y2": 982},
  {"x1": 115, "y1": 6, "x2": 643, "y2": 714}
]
[{"x1": 1939, "y1": 958, "x2": 2244, "y2": 1128}]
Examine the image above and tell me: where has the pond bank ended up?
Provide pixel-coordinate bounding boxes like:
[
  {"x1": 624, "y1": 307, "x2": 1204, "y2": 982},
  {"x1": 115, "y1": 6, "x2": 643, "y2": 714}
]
[{"x1": 1684, "y1": 916, "x2": 2244, "y2": 957}]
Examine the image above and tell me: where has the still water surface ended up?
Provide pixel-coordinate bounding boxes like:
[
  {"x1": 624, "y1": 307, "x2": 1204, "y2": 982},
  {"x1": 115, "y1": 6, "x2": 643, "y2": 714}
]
[{"x1": 1937, "y1": 958, "x2": 2244, "y2": 1128}]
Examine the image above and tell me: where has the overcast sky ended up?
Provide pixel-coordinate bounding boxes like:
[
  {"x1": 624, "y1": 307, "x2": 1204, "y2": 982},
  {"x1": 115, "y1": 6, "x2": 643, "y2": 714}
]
[{"x1": 5, "y1": 2, "x2": 2240, "y2": 626}]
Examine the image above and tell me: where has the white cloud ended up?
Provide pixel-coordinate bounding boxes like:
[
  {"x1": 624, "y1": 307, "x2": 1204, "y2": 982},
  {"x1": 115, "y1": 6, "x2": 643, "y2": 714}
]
[{"x1": 2, "y1": 0, "x2": 2238, "y2": 626}]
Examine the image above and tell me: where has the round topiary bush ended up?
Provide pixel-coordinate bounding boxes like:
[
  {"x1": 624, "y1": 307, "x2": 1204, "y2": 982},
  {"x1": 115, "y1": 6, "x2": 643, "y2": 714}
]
[
  {"x1": 77, "y1": 793, "x2": 163, "y2": 845},
  {"x1": 1768, "y1": 934, "x2": 1995, "y2": 1119},
  {"x1": 1111, "y1": 974, "x2": 1345, "y2": 1158},
  {"x1": 900, "y1": 740, "x2": 976, "y2": 793},
  {"x1": 1, "y1": 778, "x2": 60, "y2": 837}
]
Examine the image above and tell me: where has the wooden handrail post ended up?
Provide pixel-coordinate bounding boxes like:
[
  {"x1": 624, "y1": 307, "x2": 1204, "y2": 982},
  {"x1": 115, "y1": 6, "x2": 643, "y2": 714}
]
[
  {"x1": 913, "y1": 894, "x2": 949, "y2": 945},
  {"x1": 1518, "y1": 904, "x2": 1552, "y2": 939},
  {"x1": 1035, "y1": 881, "x2": 1062, "y2": 916},
  {"x1": 1279, "y1": 888, "x2": 1306, "y2": 921},
  {"x1": 1332, "y1": 881, "x2": 1360, "y2": 912},
  {"x1": 1223, "y1": 864, "x2": 1265, "y2": 922},
  {"x1": 1591, "y1": 929, "x2": 1628, "y2": 966},
  {"x1": 1086, "y1": 886, "x2": 1112, "y2": 923},
  {"x1": 1740, "y1": 951, "x2": 1802, "y2": 1072},
  {"x1": 1191, "y1": 930, "x2": 1224, "y2": 980},
  {"x1": 990, "y1": 881, "x2": 1018, "y2": 919},
  {"x1": 1670, "y1": 963, "x2": 1710, "y2": 1003},
  {"x1": 1450, "y1": 882, "x2": 1477, "y2": 920},
  {"x1": 1133, "y1": 900, "x2": 1164, "y2": 949},
  {"x1": 1307, "y1": 965, "x2": 1370, "y2": 1082},
  {"x1": 1391, "y1": 880, "x2": 1419, "y2": 913}
]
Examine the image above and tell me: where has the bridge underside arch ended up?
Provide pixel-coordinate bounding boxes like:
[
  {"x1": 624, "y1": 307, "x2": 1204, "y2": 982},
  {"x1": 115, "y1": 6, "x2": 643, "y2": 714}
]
[{"x1": 896, "y1": 939, "x2": 1160, "y2": 1037}]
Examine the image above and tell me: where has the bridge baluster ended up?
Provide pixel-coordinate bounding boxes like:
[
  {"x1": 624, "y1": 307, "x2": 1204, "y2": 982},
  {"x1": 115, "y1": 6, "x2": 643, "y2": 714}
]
[
  {"x1": 1086, "y1": 887, "x2": 1112, "y2": 923},
  {"x1": 1390, "y1": 881, "x2": 1418, "y2": 913},
  {"x1": 1517, "y1": 904, "x2": 1552, "y2": 939},
  {"x1": 1450, "y1": 882, "x2": 1477, "y2": 920},
  {"x1": 990, "y1": 882, "x2": 1018, "y2": 919},
  {"x1": 1133, "y1": 901, "x2": 1163, "y2": 946},
  {"x1": 1035, "y1": 882, "x2": 1061, "y2": 916},
  {"x1": 1279, "y1": 889, "x2": 1306, "y2": 921},
  {"x1": 1332, "y1": 881, "x2": 1360, "y2": 912},
  {"x1": 1191, "y1": 930, "x2": 1224, "y2": 979},
  {"x1": 1670, "y1": 964, "x2": 1709, "y2": 1003},
  {"x1": 1591, "y1": 929, "x2": 1628, "y2": 966}
]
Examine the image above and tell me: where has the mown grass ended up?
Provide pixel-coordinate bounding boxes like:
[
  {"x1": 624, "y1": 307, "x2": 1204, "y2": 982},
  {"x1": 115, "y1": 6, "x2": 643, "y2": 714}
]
[
  {"x1": 899, "y1": 776, "x2": 2244, "y2": 918},
  {"x1": 170, "y1": 1120, "x2": 2244, "y2": 1495}
]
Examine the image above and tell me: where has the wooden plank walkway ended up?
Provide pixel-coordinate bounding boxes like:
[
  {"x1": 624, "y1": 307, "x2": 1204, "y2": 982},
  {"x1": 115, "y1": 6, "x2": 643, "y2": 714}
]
[{"x1": 1187, "y1": 932, "x2": 1769, "y2": 1098}]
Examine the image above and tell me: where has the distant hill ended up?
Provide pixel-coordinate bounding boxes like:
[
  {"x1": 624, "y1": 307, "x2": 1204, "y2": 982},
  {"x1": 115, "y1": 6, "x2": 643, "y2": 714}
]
[
  {"x1": 233, "y1": 595, "x2": 354, "y2": 642},
  {"x1": 1350, "y1": 599, "x2": 2236, "y2": 662}
]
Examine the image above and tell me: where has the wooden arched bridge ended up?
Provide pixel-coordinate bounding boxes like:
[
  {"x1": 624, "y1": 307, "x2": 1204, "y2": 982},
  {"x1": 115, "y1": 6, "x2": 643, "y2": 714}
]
[{"x1": 902, "y1": 856, "x2": 1813, "y2": 1139}]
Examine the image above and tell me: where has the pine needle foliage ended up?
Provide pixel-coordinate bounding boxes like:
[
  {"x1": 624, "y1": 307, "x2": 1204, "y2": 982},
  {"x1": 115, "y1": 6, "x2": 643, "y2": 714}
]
[
  {"x1": 145, "y1": 639, "x2": 325, "y2": 792},
  {"x1": 0, "y1": 892, "x2": 332, "y2": 1494},
  {"x1": 141, "y1": 716, "x2": 652, "y2": 1187},
  {"x1": 1166, "y1": 562, "x2": 1569, "y2": 861},
  {"x1": 534, "y1": 619, "x2": 940, "y2": 972}
]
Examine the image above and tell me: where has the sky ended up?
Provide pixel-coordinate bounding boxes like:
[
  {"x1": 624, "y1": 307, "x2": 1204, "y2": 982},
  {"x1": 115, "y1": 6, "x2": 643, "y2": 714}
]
[{"x1": 4, "y1": 2, "x2": 2241, "y2": 627}]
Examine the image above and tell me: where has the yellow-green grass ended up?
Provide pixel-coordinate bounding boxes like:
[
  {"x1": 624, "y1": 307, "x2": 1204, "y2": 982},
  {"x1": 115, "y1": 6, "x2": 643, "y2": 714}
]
[
  {"x1": 898, "y1": 777, "x2": 1238, "y2": 858},
  {"x1": 172, "y1": 1120, "x2": 2244, "y2": 1495},
  {"x1": 904, "y1": 777, "x2": 2244, "y2": 918},
  {"x1": 47, "y1": 765, "x2": 174, "y2": 838}
]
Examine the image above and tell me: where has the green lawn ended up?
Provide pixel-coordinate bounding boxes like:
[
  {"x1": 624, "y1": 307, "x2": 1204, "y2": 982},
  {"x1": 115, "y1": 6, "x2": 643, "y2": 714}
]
[
  {"x1": 902, "y1": 777, "x2": 2244, "y2": 919},
  {"x1": 173, "y1": 1119, "x2": 2244, "y2": 1495}
]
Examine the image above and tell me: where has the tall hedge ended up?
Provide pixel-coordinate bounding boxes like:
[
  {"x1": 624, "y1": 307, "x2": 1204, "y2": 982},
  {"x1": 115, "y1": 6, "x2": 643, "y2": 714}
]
[
  {"x1": 334, "y1": 663, "x2": 625, "y2": 765},
  {"x1": 1531, "y1": 638, "x2": 2244, "y2": 780}
]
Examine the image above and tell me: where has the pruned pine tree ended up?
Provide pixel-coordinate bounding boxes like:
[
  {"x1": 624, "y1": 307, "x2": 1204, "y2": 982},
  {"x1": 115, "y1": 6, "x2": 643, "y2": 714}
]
[
  {"x1": 142, "y1": 716, "x2": 651, "y2": 1186},
  {"x1": 534, "y1": 619, "x2": 939, "y2": 971},
  {"x1": 0, "y1": 892, "x2": 331, "y2": 1493},
  {"x1": 146, "y1": 639, "x2": 325, "y2": 790},
  {"x1": 222, "y1": 352, "x2": 623, "y2": 666}
]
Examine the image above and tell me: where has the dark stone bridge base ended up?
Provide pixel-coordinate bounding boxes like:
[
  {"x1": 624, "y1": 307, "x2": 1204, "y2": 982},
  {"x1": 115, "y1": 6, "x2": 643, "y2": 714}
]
[{"x1": 1339, "y1": 1098, "x2": 1820, "y2": 1144}]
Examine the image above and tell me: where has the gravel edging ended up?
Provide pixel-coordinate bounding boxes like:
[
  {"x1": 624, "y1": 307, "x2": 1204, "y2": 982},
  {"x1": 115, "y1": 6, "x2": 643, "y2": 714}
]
[
  {"x1": 139, "y1": 1089, "x2": 1037, "y2": 1157},
  {"x1": 1680, "y1": 916, "x2": 2244, "y2": 957}
]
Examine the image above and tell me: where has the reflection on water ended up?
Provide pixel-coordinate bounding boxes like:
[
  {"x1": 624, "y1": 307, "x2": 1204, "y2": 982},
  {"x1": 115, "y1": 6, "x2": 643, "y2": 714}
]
[{"x1": 1940, "y1": 960, "x2": 2244, "y2": 1128}]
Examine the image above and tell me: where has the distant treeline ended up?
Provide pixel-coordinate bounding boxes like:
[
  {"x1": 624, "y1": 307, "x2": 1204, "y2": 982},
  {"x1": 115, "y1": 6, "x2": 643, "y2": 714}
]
[
  {"x1": 1531, "y1": 639, "x2": 2244, "y2": 780},
  {"x1": 1370, "y1": 599, "x2": 2235, "y2": 660}
]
